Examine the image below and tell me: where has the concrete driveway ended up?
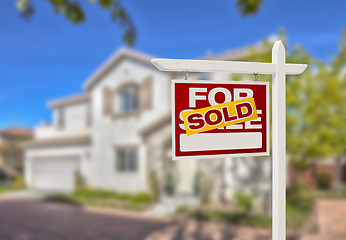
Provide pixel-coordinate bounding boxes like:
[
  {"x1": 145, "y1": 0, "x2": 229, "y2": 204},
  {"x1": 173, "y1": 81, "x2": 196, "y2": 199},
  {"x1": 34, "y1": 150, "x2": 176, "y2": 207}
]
[
  {"x1": 0, "y1": 199, "x2": 169, "y2": 240},
  {"x1": 0, "y1": 199, "x2": 290, "y2": 240},
  {"x1": 1, "y1": 189, "x2": 59, "y2": 200}
]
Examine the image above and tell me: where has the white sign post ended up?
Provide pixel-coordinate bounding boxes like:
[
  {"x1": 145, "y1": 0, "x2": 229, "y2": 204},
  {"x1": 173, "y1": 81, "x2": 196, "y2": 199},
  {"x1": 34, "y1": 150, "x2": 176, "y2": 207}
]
[{"x1": 152, "y1": 40, "x2": 307, "y2": 240}]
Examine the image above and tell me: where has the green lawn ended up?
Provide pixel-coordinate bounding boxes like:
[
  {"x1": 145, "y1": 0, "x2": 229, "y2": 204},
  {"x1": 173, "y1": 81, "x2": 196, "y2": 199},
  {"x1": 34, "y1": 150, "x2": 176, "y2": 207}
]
[
  {"x1": 45, "y1": 187, "x2": 154, "y2": 211},
  {"x1": 286, "y1": 201, "x2": 312, "y2": 230},
  {"x1": 0, "y1": 183, "x2": 21, "y2": 194}
]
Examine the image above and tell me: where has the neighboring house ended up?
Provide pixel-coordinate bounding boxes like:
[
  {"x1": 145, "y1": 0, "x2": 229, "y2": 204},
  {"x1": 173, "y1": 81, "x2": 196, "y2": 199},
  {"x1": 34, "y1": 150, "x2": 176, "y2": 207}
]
[
  {"x1": 22, "y1": 45, "x2": 272, "y2": 206},
  {"x1": 288, "y1": 160, "x2": 346, "y2": 190},
  {"x1": 0, "y1": 127, "x2": 33, "y2": 179}
]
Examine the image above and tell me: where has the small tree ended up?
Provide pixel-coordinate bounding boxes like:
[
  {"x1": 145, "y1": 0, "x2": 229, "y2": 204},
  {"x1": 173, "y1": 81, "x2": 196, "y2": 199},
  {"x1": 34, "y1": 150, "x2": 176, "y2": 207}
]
[
  {"x1": 0, "y1": 140, "x2": 23, "y2": 176},
  {"x1": 287, "y1": 28, "x2": 346, "y2": 194}
]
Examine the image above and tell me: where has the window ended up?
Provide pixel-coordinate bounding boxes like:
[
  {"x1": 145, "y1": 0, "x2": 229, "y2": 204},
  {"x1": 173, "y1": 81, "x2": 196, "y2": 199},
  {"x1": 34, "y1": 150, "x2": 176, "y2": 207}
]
[
  {"x1": 197, "y1": 73, "x2": 209, "y2": 80},
  {"x1": 56, "y1": 108, "x2": 65, "y2": 128},
  {"x1": 116, "y1": 148, "x2": 137, "y2": 172},
  {"x1": 119, "y1": 85, "x2": 139, "y2": 113}
]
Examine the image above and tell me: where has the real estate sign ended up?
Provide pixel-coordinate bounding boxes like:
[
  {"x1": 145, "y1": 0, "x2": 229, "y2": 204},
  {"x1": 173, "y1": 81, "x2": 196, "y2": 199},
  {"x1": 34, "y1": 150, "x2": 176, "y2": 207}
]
[
  {"x1": 154, "y1": 41, "x2": 307, "y2": 240},
  {"x1": 172, "y1": 80, "x2": 269, "y2": 160}
]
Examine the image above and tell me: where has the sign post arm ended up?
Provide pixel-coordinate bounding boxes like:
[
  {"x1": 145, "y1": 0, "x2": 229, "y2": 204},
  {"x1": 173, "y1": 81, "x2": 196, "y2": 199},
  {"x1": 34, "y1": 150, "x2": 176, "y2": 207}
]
[{"x1": 272, "y1": 40, "x2": 286, "y2": 240}]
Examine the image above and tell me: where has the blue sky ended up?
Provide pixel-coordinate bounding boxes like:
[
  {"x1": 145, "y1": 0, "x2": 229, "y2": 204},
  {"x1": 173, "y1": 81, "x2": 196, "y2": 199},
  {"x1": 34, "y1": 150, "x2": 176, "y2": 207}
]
[{"x1": 0, "y1": 0, "x2": 345, "y2": 129}]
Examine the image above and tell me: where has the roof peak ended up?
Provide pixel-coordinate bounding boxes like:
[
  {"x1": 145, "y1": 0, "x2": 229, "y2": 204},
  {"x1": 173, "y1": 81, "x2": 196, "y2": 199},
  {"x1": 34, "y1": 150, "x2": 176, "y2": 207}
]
[{"x1": 83, "y1": 48, "x2": 155, "y2": 91}]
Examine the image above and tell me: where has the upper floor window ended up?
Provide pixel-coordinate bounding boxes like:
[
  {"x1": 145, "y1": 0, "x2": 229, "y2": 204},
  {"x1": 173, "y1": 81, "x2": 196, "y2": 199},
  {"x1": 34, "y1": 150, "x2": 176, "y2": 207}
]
[
  {"x1": 115, "y1": 147, "x2": 137, "y2": 172},
  {"x1": 118, "y1": 84, "x2": 139, "y2": 113},
  {"x1": 103, "y1": 77, "x2": 153, "y2": 118}
]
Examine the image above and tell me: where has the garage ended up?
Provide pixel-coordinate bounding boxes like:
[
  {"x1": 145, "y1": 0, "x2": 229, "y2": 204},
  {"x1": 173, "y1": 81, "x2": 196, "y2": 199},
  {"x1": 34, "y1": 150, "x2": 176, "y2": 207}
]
[{"x1": 32, "y1": 156, "x2": 80, "y2": 192}]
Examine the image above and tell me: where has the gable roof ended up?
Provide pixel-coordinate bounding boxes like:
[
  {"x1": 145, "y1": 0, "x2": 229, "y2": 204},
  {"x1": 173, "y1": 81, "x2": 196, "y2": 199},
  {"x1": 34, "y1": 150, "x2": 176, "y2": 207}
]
[
  {"x1": 84, "y1": 48, "x2": 155, "y2": 91},
  {"x1": 52, "y1": 38, "x2": 278, "y2": 109},
  {"x1": 48, "y1": 93, "x2": 89, "y2": 109}
]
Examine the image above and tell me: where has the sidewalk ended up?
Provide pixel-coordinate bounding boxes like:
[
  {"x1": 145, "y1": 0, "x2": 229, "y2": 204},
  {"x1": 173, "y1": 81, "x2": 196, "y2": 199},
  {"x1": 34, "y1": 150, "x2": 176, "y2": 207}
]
[
  {"x1": 301, "y1": 199, "x2": 346, "y2": 240},
  {"x1": 145, "y1": 219, "x2": 271, "y2": 240}
]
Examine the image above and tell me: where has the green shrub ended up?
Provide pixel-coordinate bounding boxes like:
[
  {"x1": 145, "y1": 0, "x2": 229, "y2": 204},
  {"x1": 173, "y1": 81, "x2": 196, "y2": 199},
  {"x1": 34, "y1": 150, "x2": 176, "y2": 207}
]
[
  {"x1": 243, "y1": 214, "x2": 271, "y2": 228},
  {"x1": 149, "y1": 171, "x2": 159, "y2": 202},
  {"x1": 178, "y1": 208, "x2": 271, "y2": 228},
  {"x1": 176, "y1": 206, "x2": 190, "y2": 215},
  {"x1": 45, "y1": 194, "x2": 81, "y2": 206},
  {"x1": 130, "y1": 192, "x2": 153, "y2": 203},
  {"x1": 235, "y1": 192, "x2": 253, "y2": 212},
  {"x1": 200, "y1": 175, "x2": 210, "y2": 205},
  {"x1": 342, "y1": 184, "x2": 346, "y2": 197},
  {"x1": 0, "y1": 175, "x2": 25, "y2": 194},
  {"x1": 74, "y1": 187, "x2": 115, "y2": 198},
  {"x1": 0, "y1": 183, "x2": 19, "y2": 193},
  {"x1": 287, "y1": 201, "x2": 308, "y2": 229},
  {"x1": 286, "y1": 180, "x2": 315, "y2": 230},
  {"x1": 291, "y1": 160, "x2": 309, "y2": 171},
  {"x1": 316, "y1": 171, "x2": 331, "y2": 190},
  {"x1": 45, "y1": 187, "x2": 154, "y2": 211},
  {"x1": 163, "y1": 172, "x2": 174, "y2": 195},
  {"x1": 73, "y1": 187, "x2": 153, "y2": 204},
  {"x1": 74, "y1": 170, "x2": 84, "y2": 189},
  {"x1": 13, "y1": 175, "x2": 25, "y2": 189},
  {"x1": 193, "y1": 172, "x2": 201, "y2": 197},
  {"x1": 287, "y1": 180, "x2": 313, "y2": 211}
]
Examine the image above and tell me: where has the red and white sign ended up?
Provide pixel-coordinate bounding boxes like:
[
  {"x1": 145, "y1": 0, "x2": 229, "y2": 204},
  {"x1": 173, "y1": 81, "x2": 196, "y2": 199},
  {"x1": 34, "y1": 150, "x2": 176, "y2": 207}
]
[{"x1": 172, "y1": 80, "x2": 269, "y2": 160}]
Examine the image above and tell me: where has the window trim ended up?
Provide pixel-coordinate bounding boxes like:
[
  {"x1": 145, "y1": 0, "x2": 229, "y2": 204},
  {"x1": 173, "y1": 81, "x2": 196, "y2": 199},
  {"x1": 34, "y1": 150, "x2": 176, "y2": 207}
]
[
  {"x1": 114, "y1": 145, "x2": 138, "y2": 173},
  {"x1": 113, "y1": 82, "x2": 141, "y2": 117}
]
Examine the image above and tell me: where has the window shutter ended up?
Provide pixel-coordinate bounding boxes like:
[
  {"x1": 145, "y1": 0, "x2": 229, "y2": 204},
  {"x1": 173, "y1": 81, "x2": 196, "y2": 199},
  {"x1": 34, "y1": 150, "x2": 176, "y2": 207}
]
[
  {"x1": 140, "y1": 75, "x2": 153, "y2": 110},
  {"x1": 116, "y1": 149, "x2": 125, "y2": 171},
  {"x1": 103, "y1": 86, "x2": 113, "y2": 116}
]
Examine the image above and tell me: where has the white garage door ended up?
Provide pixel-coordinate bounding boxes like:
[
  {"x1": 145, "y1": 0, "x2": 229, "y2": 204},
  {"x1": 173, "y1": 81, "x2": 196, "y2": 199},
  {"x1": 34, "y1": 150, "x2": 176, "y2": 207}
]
[{"x1": 32, "y1": 157, "x2": 80, "y2": 191}]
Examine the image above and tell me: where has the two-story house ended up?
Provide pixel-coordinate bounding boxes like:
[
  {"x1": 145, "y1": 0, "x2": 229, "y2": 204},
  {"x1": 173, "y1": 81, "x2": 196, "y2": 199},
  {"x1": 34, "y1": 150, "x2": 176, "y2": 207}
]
[
  {"x1": 23, "y1": 49, "x2": 169, "y2": 192},
  {"x1": 22, "y1": 45, "x2": 272, "y2": 206}
]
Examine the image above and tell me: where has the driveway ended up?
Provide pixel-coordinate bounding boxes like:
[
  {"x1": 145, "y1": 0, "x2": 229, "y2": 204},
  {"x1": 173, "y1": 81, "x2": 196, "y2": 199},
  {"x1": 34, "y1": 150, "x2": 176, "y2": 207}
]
[
  {"x1": 0, "y1": 199, "x2": 169, "y2": 240},
  {"x1": 0, "y1": 199, "x2": 287, "y2": 240},
  {"x1": 2, "y1": 189, "x2": 60, "y2": 200}
]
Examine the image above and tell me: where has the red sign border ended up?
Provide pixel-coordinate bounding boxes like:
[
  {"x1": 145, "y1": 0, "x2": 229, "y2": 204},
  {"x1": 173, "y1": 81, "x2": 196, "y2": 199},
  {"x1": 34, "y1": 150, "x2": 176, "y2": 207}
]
[{"x1": 171, "y1": 80, "x2": 270, "y2": 160}]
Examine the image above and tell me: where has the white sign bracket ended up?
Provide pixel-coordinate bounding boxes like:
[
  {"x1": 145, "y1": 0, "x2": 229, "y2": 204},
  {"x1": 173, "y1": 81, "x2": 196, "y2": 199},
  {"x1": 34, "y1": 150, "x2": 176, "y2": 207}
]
[
  {"x1": 152, "y1": 57, "x2": 306, "y2": 75},
  {"x1": 151, "y1": 40, "x2": 307, "y2": 240}
]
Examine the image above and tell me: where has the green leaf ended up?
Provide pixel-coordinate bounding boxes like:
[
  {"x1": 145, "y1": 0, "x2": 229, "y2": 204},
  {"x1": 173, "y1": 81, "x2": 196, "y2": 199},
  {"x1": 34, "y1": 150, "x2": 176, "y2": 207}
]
[
  {"x1": 99, "y1": 0, "x2": 113, "y2": 8},
  {"x1": 237, "y1": 0, "x2": 263, "y2": 16},
  {"x1": 16, "y1": 0, "x2": 27, "y2": 11},
  {"x1": 64, "y1": 2, "x2": 85, "y2": 23}
]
